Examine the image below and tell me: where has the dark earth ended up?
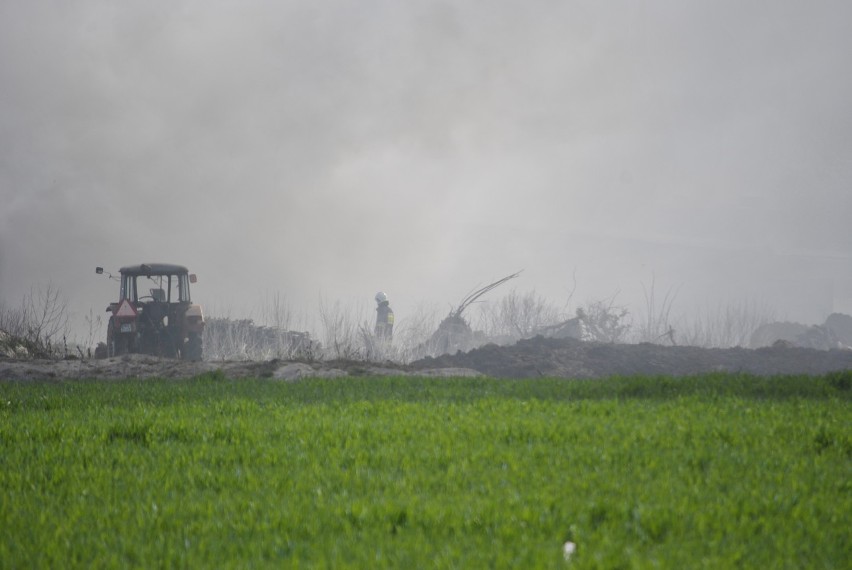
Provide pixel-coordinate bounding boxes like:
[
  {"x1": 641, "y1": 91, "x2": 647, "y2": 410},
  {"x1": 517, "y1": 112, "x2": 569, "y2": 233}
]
[
  {"x1": 2, "y1": 336, "x2": 851, "y2": 381},
  {"x1": 410, "y1": 336, "x2": 852, "y2": 378}
]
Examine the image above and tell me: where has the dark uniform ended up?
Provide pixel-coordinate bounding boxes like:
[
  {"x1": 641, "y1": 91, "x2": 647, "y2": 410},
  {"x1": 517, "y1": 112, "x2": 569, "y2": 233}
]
[{"x1": 375, "y1": 300, "x2": 394, "y2": 341}]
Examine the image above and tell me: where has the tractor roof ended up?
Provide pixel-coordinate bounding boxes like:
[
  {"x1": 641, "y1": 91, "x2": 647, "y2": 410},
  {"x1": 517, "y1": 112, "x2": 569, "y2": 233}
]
[{"x1": 119, "y1": 263, "x2": 189, "y2": 276}]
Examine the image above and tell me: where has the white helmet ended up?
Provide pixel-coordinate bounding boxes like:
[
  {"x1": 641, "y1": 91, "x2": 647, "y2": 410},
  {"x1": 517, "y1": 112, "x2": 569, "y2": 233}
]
[{"x1": 375, "y1": 291, "x2": 388, "y2": 304}]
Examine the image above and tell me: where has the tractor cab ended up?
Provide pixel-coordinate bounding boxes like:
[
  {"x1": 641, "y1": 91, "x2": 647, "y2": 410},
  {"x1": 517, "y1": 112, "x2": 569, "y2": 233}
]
[{"x1": 96, "y1": 263, "x2": 204, "y2": 360}]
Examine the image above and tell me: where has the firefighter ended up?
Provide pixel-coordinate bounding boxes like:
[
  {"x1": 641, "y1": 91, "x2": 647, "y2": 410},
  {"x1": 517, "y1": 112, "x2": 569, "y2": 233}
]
[{"x1": 374, "y1": 291, "x2": 394, "y2": 341}]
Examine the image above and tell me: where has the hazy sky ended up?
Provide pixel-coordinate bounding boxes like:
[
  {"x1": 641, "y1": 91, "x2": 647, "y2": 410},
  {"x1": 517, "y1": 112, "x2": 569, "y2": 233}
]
[{"x1": 2, "y1": 0, "x2": 851, "y2": 339}]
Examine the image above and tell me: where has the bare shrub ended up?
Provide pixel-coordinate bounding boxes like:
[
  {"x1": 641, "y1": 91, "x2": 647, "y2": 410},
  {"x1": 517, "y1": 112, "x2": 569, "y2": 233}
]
[
  {"x1": 203, "y1": 293, "x2": 315, "y2": 361},
  {"x1": 0, "y1": 301, "x2": 27, "y2": 338},
  {"x1": 316, "y1": 300, "x2": 443, "y2": 364},
  {"x1": 413, "y1": 271, "x2": 522, "y2": 356},
  {"x1": 576, "y1": 296, "x2": 632, "y2": 343},
  {"x1": 633, "y1": 277, "x2": 679, "y2": 344},
  {"x1": 81, "y1": 307, "x2": 103, "y2": 359},
  {"x1": 675, "y1": 299, "x2": 777, "y2": 348},
  {"x1": 0, "y1": 283, "x2": 70, "y2": 359},
  {"x1": 535, "y1": 295, "x2": 631, "y2": 344},
  {"x1": 476, "y1": 289, "x2": 561, "y2": 342},
  {"x1": 397, "y1": 303, "x2": 441, "y2": 349},
  {"x1": 318, "y1": 297, "x2": 370, "y2": 360},
  {"x1": 382, "y1": 302, "x2": 441, "y2": 363},
  {"x1": 534, "y1": 271, "x2": 631, "y2": 344},
  {"x1": 263, "y1": 292, "x2": 294, "y2": 331},
  {"x1": 203, "y1": 318, "x2": 314, "y2": 361},
  {"x1": 202, "y1": 317, "x2": 255, "y2": 361}
]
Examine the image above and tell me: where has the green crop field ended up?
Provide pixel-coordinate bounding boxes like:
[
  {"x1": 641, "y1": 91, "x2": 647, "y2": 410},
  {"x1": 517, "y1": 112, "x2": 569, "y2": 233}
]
[{"x1": 1, "y1": 372, "x2": 850, "y2": 569}]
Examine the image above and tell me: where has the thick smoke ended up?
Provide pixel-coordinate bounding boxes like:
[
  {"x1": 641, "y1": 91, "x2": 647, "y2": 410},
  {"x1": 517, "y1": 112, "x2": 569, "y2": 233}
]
[{"x1": 1, "y1": 1, "x2": 851, "y2": 341}]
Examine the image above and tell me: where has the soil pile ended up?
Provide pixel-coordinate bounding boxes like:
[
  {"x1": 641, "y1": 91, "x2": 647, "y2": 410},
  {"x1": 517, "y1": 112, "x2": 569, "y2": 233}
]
[
  {"x1": 749, "y1": 313, "x2": 852, "y2": 350},
  {"x1": 409, "y1": 336, "x2": 852, "y2": 379},
  {"x1": 2, "y1": 336, "x2": 851, "y2": 381},
  {"x1": 0, "y1": 354, "x2": 477, "y2": 382}
]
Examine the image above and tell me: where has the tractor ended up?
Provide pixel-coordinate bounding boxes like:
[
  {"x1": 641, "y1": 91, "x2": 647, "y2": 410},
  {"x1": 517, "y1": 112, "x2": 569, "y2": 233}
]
[{"x1": 95, "y1": 263, "x2": 204, "y2": 360}]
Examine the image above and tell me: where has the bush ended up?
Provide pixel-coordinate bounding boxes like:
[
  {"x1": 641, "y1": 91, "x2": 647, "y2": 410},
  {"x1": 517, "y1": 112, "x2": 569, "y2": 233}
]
[{"x1": 0, "y1": 284, "x2": 70, "y2": 359}]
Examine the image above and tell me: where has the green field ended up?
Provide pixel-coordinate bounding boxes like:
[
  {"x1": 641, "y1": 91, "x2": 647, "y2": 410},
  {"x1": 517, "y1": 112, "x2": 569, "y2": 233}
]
[{"x1": 1, "y1": 372, "x2": 850, "y2": 569}]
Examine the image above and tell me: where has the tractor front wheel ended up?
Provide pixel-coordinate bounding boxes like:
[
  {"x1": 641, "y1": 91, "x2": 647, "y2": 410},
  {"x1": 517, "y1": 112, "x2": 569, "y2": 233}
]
[{"x1": 94, "y1": 342, "x2": 108, "y2": 359}]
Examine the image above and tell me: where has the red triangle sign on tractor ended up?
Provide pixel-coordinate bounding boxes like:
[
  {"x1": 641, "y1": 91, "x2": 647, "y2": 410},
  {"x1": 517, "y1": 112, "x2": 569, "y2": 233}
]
[{"x1": 115, "y1": 299, "x2": 137, "y2": 318}]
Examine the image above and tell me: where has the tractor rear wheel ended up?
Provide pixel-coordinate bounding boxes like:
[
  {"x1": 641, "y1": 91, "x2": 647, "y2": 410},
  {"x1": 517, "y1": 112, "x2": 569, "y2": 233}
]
[
  {"x1": 183, "y1": 333, "x2": 202, "y2": 361},
  {"x1": 107, "y1": 322, "x2": 131, "y2": 357},
  {"x1": 109, "y1": 338, "x2": 129, "y2": 357},
  {"x1": 106, "y1": 321, "x2": 118, "y2": 357}
]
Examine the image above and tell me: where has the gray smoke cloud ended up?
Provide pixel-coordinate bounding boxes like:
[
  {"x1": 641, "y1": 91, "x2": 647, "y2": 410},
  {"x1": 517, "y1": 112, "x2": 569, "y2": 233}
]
[{"x1": 2, "y1": 0, "x2": 851, "y2": 339}]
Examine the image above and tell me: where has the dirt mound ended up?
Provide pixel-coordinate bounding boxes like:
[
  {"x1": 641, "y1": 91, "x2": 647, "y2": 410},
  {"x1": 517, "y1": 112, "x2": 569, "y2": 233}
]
[
  {"x1": 0, "y1": 353, "x2": 481, "y2": 382},
  {"x1": 750, "y1": 313, "x2": 852, "y2": 350},
  {"x1": 3, "y1": 337, "x2": 852, "y2": 381},
  {"x1": 409, "y1": 336, "x2": 852, "y2": 378}
]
